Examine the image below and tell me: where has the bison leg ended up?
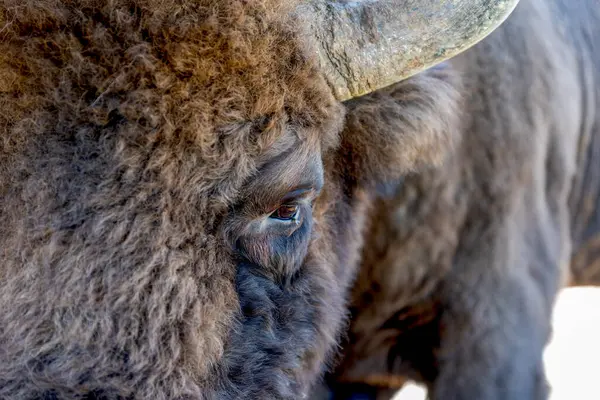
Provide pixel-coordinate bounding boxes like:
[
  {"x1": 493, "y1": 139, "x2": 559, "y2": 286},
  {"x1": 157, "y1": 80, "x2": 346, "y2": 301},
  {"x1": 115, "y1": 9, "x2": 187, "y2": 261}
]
[
  {"x1": 321, "y1": 382, "x2": 399, "y2": 400},
  {"x1": 325, "y1": 194, "x2": 566, "y2": 400},
  {"x1": 426, "y1": 210, "x2": 567, "y2": 400},
  {"x1": 429, "y1": 271, "x2": 553, "y2": 399}
]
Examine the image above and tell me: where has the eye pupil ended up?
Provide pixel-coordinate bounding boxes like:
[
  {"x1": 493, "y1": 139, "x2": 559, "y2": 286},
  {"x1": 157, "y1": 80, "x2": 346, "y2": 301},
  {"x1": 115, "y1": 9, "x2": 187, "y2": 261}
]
[{"x1": 271, "y1": 204, "x2": 299, "y2": 220}]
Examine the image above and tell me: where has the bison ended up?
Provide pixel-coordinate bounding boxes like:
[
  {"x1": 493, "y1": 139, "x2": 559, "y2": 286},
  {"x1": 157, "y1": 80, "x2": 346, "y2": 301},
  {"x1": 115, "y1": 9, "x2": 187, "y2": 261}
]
[{"x1": 0, "y1": 1, "x2": 596, "y2": 400}]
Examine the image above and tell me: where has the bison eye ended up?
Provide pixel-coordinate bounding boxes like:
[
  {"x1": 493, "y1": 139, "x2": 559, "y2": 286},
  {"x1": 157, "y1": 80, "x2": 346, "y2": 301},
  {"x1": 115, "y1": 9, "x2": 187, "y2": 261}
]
[{"x1": 270, "y1": 204, "x2": 299, "y2": 221}]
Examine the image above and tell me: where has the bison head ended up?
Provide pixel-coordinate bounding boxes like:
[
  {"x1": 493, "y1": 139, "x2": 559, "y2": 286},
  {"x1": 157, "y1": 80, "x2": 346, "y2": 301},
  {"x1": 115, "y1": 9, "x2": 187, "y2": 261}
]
[{"x1": 0, "y1": 0, "x2": 517, "y2": 398}]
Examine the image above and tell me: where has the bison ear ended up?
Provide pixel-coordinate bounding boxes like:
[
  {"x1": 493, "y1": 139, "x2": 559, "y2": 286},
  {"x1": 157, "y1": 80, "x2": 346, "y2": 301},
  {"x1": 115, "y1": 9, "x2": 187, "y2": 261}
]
[{"x1": 337, "y1": 62, "x2": 462, "y2": 188}]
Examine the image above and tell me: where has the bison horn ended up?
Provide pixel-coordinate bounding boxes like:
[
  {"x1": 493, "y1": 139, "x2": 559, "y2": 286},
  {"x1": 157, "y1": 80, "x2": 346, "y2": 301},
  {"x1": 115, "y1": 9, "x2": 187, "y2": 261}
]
[{"x1": 301, "y1": 0, "x2": 520, "y2": 101}]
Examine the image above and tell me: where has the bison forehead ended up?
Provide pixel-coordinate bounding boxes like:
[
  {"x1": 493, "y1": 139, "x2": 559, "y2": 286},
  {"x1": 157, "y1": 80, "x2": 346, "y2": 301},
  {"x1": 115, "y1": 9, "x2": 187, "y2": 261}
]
[{"x1": 0, "y1": 0, "x2": 344, "y2": 185}]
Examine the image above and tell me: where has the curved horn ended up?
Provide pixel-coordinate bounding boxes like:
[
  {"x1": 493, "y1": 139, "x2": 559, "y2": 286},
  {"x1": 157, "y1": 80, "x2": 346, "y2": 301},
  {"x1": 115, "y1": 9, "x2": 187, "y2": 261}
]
[{"x1": 301, "y1": 0, "x2": 520, "y2": 101}]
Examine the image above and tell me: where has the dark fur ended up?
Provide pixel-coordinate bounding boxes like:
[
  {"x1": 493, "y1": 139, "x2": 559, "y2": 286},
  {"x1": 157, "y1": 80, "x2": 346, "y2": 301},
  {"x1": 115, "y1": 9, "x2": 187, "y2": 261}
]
[
  {"x1": 328, "y1": 0, "x2": 600, "y2": 399},
  {"x1": 0, "y1": 0, "x2": 459, "y2": 399}
]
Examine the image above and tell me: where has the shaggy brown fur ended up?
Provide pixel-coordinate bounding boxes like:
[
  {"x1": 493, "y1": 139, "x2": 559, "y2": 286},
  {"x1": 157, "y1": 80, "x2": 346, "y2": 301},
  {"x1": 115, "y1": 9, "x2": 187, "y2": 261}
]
[
  {"x1": 325, "y1": 0, "x2": 600, "y2": 399},
  {"x1": 0, "y1": 0, "x2": 460, "y2": 399}
]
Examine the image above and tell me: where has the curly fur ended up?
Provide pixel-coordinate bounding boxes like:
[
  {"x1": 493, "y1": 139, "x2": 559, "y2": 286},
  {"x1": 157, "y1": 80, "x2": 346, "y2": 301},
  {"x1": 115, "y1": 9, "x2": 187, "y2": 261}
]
[
  {"x1": 0, "y1": 0, "x2": 343, "y2": 398},
  {"x1": 0, "y1": 0, "x2": 461, "y2": 399}
]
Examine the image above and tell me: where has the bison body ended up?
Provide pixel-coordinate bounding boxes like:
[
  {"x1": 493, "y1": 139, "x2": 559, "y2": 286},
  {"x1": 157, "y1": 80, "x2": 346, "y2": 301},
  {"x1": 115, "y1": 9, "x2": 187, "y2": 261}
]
[{"x1": 330, "y1": 0, "x2": 600, "y2": 398}]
